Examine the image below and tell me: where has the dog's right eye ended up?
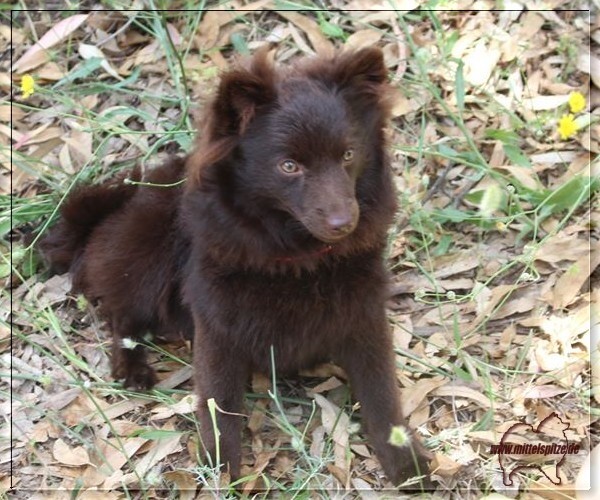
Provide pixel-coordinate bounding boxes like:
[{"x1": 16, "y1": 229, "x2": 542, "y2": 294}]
[{"x1": 278, "y1": 159, "x2": 300, "y2": 174}]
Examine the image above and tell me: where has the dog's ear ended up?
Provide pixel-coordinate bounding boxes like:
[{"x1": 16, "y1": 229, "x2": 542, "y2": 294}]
[
  {"x1": 210, "y1": 49, "x2": 276, "y2": 138},
  {"x1": 331, "y1": 48, "x2": 387, "y2": 89}
]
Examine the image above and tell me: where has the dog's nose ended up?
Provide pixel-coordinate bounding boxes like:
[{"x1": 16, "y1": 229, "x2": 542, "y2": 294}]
[{"x1": 327, "y1": 214, "x2": 355, "y2": 234}]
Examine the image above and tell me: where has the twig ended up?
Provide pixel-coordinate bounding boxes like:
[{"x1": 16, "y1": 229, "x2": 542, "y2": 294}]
[{"x1": 421, "y1": 162, "x2": 455, "y2": 205}]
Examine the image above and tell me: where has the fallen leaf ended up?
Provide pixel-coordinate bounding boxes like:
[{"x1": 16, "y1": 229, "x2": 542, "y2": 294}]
[
  {"x1": 345, "y1": 29, "x2": 382, "y2": 50},
  {"x1": 518, "y1": 12, "x2": 545, "y2": 40},
  {"x1": 401, "y1": 377, "x2": 447, "y2": 416},
  {"x1": 521, "y1": 94, "x2": 570, "y2": 111},
  {"x1": 309, "y1": 376, "x2": 343, "y2": 394},
  {"x1": 195, "y1": 10, "x2": 237, "y2": 50},
  {"x1": 163, "y1": 470, "x2": 198, "y2": 498},
  {"x1": 432, "y1": 385, "x2": 492, "y2": 409},
  {"x1": 432, "y1": 251, "x2": 481, "y2": 279},
  {"x1": 132, "y1": 431, "x2": 182, "y2": 477},
  {"x1": 463, "y1": 40, "x2": 500, "y2": 86},
  {"x1": 98, "y1": 437, "x2": 147, "y2": 480},
  {"x1": 522, "y1": 385, "x2": 569, "y2": 399},
  {"x1": 78, "y1": 44, "x2": 122, "y2": 80},
  {"x1": 314, "y1": 394, "x2": 351, "y2": 474},
  {"x1": 150, "y1": 394, "x2": 197, "y2": 421},
  {"x1": 471, "y1": 284, "x2": 519, "y2": 328},
  {"x1": 533, "y1": 340, "x2": 566, "y2": 372},
  {"x1": 242, "y1": 438, "x2": 281, "y2": 494},
  {"x1": 552, "y1": 251, "x2": 600, "y2": 309},
  {"x1": 14, "y1": 14, "x2": 89, "y2": 73},
  {"x1": 495, "y1": 165, "x2": 542, "y2": 190},
  {"x1": 310, "y1": 425, "x2": 326, "y2": 459},
  {"x1": 0, "y1": 104, "x2": 25, "y2": 122},
  {"x1": 392, "y1": 314, "x2": 413, "y2": 351},
  {"x1": 53, "y1": 438, "x2": 90, "y2": 466},
  {"x1": 535, "y1": 233, "x2": 589, "y2": 264},
  {"x1": 277, "y1": 11, "x2": 334, "y2": 56},
  {"x1": 431, "y1": 452, "x2": 461, "y2": 477},
  {"x1": 531, "y1": 151, "x2": 580, "y2": 165},
  {"x1": 134, "y1": 39, "x2": 162, "y2": 66},
  {"x1": 35, "y1": 61, "x2": 66, "y2": 81}
]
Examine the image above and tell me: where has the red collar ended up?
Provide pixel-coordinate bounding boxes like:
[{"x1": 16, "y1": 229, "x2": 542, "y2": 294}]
[{"x1": 274, "y1": 244, "x2": 334, "y2": 263}]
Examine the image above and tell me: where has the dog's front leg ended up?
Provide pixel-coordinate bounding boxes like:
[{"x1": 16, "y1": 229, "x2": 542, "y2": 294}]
[
  {"x1": 193, "y1": 320, "x2": 249, "y2": 479},
  {"x1": 335, "y1": 317, "x2": 431, "y2": 488}
]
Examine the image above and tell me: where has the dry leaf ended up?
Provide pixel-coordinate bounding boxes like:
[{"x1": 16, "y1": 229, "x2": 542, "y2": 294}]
[
  {"x1": 313, "y1": 394, "x2": 351, "y2": 474},
  {"x1": 518, "y1": 12, "x2": 545, "y2": 40},
  {"x1": 14, "y1": 14, "x2": 89, "y2": 73},
  {"x1": 52, "y1": 439, "x2": 90, "y2": 466},
  {"x1": 98, "y1": 437, "x2": 147, "y2": 480},
  {"x1": 133, "y1": 432, "x2": 182, "y2": 477},
  {"x1": 431, "y1": 452, "x2": 462, "y2": 477},
  {"x1": 495, "y1": 165, "x2": 542, "y2": 190},
  {"x1": 522, "y1": 385, "x2": 569, "y2": 399},
  {"x1": 195, "y1": 10, "x2": 237, "y2": 50},
  {"x1": 163, "y1": 470, "x2": 198, "y2": 498},
  {"x1": 535, "y1": 233, "x2": 589, "y2": 264},
  {"x1": 35, "y1": 62, "x2": 66, "y2": 81},
  {"x1": 533, "y1": 340, "x2": 566, "y2": 372},
  {"x1": 432, "y1": 251, "x2": 480, "y2": 279},
  {"x1": 463, "y1": 40, "x2": 500, "y2": 86},
  {"x1": 64, "y1": 130, "x2": 93, "y2": 168},
  {"x1": 309, "y1": 376, "x2": 343, "y2": 394},
  {"x1": 392, "y1": 315, "x2": 413, "y2": 351},
  {"x1": 521, "y1": 94, "x2": 570, "y2": 111},
  {"x1": 472, "y1": 284, "x2": 519, "y2": 327},
  {"x1": 0, "y1": 104, "x2": 25, "y2": 122},
  {"x1": 432, "y1": 385, "x2": 491, "y2": 409},
  {"x1": 400, "y1": 377, "x2": 447, "y2": 416},
  {"x1": 242, "y1": 438, "x2": 281, "y2": 493},
  {"x1": 310, "y1": 425, "x2": 326, "y2": 459},
  {"x1": 78, "y1": 44, "x2": 122, "y2": 80},
  {"x1": 277, "y1": 11, "x2": 334, "y2": 56},
  {"x1": 552, "y1": 251, "x2": 600, "y2": 309},
  {"x1": 150, "y1": 394, "x2": 197, "y2": 421},
  {"x1": 134, "y1": 40, "x2": 162, "y2": 66},
  {"x1": 345, "y1": 29, "x2": 382, "y2": 50}
]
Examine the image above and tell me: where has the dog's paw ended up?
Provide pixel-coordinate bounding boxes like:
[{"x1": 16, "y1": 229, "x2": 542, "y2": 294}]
[
  {"x1": 122, "y1": 366, "x2": 158, "y2": 390},
  {"x1": 378, "y1": 442, "x2": 433, "y2": 490}
]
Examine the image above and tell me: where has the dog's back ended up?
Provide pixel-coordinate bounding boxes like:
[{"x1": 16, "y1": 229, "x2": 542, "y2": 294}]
[{"x1": 39, "y1": 170, "x2": 139, "y2": 279}]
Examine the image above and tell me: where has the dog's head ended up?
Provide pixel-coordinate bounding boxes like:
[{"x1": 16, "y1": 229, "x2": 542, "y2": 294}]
[{"x1": 187, "y1": 48, "x2": 391, "y2": 245}]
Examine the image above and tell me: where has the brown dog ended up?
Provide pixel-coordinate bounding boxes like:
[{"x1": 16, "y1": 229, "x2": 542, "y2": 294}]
[{"x1": 40, "y1": 48, "x2": 431, "y2": 487}]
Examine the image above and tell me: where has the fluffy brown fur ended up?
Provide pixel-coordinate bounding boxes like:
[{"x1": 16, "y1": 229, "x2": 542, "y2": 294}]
[{"x1": 40, "y1": 48, "x2": 431, "y2": 487}]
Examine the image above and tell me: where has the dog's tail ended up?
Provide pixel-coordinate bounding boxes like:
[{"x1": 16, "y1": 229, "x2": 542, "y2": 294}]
[{"x1": 39, "y1": 171, "x2": 139, "y2": 276}]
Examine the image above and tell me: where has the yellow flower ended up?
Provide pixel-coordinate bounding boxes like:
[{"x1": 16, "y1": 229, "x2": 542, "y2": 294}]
[
  {"x1": 21, "y1": 74, "x2": 35, "y2": 99},
  {"x1": 558, "y1": 114, "x2": 578, "y2": 140},
  {"x1": 568, "y1": 91, "x2": 585, "y2": 113}
]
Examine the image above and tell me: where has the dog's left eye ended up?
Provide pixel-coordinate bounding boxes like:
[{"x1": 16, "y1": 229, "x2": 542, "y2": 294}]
[
  {"x1": 279, "y1": 159, "x2": 300, "y2": 174},
  {"x1": 343, "y1": 149, "x2": 354, "y2": 162}
]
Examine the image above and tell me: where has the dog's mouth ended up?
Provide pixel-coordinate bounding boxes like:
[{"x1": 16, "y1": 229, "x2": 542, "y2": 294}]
[
  {"x1": 301, "y1": 215, "x2": 359, "y2": 243},
  {"x1": 310, "y1": 226, "x2": 356, "y2": 243}
]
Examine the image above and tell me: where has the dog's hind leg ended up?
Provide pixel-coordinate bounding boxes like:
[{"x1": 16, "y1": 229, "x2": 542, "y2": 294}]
[{"x1": 109, "y1": 317, "x2": 158, "y2": 390}]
